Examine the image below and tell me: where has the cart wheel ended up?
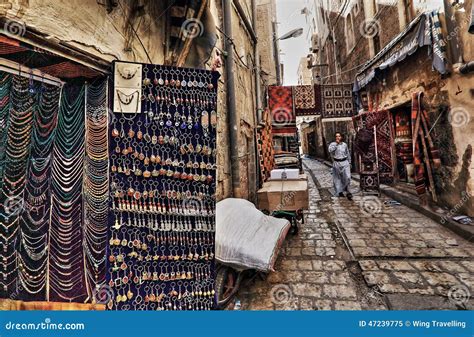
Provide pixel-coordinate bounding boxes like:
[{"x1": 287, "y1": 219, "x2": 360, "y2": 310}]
[
  {"x1": 290, "y1": 217, "x2": 299, "y2": 235},
  {"x1": 216, "y1": 266, "x2": 237, "y2": 309}
]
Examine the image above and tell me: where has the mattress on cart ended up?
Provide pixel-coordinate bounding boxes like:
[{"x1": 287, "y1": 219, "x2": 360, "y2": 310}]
[{"x1": 216, "y1": 198, "x2": 290, "y2": 272}]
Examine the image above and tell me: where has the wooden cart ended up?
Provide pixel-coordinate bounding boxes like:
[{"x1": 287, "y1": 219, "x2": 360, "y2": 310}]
[{"x1": 257, "y1": 174, "x2": 309, "y2": 234}]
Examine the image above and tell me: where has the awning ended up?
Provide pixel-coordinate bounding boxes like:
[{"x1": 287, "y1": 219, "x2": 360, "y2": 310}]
[
  {"x1": 0, "y1": 35, "x2": 103, "y2": 80},
  {"x1": 354, "y1": 11, "x2": 447, "y2": 92}
]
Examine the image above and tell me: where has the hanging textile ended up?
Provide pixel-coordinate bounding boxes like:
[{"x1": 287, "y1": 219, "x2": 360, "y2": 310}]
[
  {"x1": 411, "y1": 92, "x2": 440, "y2": 200},
  {"x1": 108, "y1": 62, "x2": 218, "y2": 310},
  {"x1": 322, "y1": 84, "x2": 355, "y2": 118},
  {"x1": 293, "y1": 84, "x2": 322, "y2": 116},
  {"x1": 268, "y1": 86, "x2": 295, "y2": 128},
  {"x1": 354, "y1": 11, "x2": 448, "y2": 93},
  {"x1": 257, "y1": 109, "x2": 275, "y2": 182},
  {"x1": 353, "y1": 109, "x2": 395, "y2": 186}
]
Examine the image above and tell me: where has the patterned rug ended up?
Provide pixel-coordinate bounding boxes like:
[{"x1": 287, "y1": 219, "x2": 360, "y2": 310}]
[
  {"x1": 268, "y1": 86, "x2": 295, "y2": 127},
  {"x1": 411, "y1": 92, "x2": 441, "y2": 198},
  {"x1": 257, "y1": 109, "x2": 275, "y2": 182},
  {"x1": 293, "y1": 84, "x2": 322, "y2": 116},
  {"x1": 322, "y1": 84, "x2": 355, "y2": 118},
  {"x1": 353, "y1": 110, "x2": 394, "y2": 185}
]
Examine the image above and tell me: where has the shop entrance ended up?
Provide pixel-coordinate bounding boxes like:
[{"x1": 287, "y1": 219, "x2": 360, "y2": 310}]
[{"x1": 391, "y1": 105, "x2": 415, "y2": 185}]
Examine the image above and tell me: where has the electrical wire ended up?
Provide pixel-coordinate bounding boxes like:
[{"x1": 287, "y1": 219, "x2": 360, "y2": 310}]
[{"x1": 118, "y1": 1, "x2": 151, "y2": 63}]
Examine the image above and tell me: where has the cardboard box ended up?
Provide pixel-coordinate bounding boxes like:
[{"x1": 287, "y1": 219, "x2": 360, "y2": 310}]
[{"x1": 257, "y1": 177, "x2": 309, "y2": 212}]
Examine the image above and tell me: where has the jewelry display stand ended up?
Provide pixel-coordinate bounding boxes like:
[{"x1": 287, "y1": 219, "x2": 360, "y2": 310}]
[{"x1": 107, "y1": 61, "x2": 219, "y2": 310}]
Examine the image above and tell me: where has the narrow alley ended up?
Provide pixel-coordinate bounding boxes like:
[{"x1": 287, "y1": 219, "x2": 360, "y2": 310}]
[{"x1": 237, "y1": 158, "x2": 474, "y2": 310}]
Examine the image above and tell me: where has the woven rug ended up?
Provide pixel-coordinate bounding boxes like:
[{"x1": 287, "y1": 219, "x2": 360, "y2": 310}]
[
  {"x1": 268, "y1": 86, "x2": 295, "y2": 127},
  {"x1": 293, "y1": 84, "x2": 322, "y2": 116},
  {"x1": 257, "y1": 109, "x2": 275, "y2": 182},
  {"x1": 353, "y1": 110, "x2": 394, "y2": 185},
  {"x1": 411, "y1": 92, "x2": 441, "y2": 198},
  {"x1": 322, "y1": 83, "x2": 355, "y2": 118}
]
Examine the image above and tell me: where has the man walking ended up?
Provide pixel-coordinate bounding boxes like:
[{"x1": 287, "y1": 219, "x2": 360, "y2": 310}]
[{"x1": 328, "y1": 132, "x2": 353, "y2": 200}]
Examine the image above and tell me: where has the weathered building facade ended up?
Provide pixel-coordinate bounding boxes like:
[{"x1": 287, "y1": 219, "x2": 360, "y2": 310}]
[
  {"x1": 213, "y1": 0, "x2": 279, "y2": 202},
  {"x1": 0, "y1": 0, "x2": 278, "y2": 203},
  {"x1": 303, "y1": 0, "x2": 474, "y2": 216}
]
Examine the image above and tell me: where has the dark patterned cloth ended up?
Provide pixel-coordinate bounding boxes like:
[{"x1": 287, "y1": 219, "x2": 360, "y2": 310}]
[
  {"x1": 257, "y1": 109, "x2": 275, "y2": 182},
  {"x1": 322, "y1": 84, "x2": 355, "y2": 118},
  {"x1": 268, "y1": 86, "x2": 295, "y2": 127},
  {"x1": 353, "y1": 110, "x2": 394, "y2": 185},
  {"x1": 411, "y1": 92, "x2": 441, "y2": 198},
  {"x1": 293, "y1": 85, "x2": 322, "y2": 116}
]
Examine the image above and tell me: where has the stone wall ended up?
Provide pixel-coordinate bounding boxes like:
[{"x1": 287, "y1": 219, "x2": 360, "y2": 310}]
[
  {"x1": 211, "y1": 1, "x2": 263, "y2": 202},
  {"x1": 1, "y1": 0, "x2": 167, "y2": 64},
  {"x1": 256, "y1": 0, "x2": 278, "y2": 87},
  {"x1": 366, "y1": 45, "x2": 474, "y2": 216}
]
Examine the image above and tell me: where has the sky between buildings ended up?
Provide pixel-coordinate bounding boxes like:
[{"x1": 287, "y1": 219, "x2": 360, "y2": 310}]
[{"x1": 276, "y1": 0, "x2": 309, "y2": 86}]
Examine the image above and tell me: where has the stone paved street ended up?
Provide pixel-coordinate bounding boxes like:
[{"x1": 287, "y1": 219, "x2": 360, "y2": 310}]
[{"x1": 236, "y1": 158, "x2": 474, "y2": 310}]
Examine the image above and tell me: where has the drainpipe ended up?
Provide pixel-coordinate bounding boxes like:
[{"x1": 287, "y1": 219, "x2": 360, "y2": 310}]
[
  {"x1": 251, "y1": 0, "x2": 262, "y2": 193},
  {"x1": 272, "y1": 21, "x2": 282, "y2": 85},
  {"x1": 251, "y1": 0, "x2": 263, "y2": 124},
  {"x1": 223, "y1": 0, "x2": 240, "y2": 195}
]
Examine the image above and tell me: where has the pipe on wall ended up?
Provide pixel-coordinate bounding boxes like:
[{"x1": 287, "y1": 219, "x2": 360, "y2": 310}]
[
  {"x1": 222, "y1": 0, "x2": 240, "y2": 194},
  {"x1": 250, "y1": 0, "x2": 262, "y2": 124},
  {"x1": 233, "y1": 0, "x2": 257, "y2": 43}
]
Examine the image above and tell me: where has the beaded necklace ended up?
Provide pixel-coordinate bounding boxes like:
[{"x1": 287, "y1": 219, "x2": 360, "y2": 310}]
[
  {"x1": 83, "y1": 80, "x2": 109, "y2": 300},
  {"x1": 48, "y1": 83, "x2": 87, "y2": 302},
  {"x1": 18, "y1": 82, "x2": 60, "y2": 299}
]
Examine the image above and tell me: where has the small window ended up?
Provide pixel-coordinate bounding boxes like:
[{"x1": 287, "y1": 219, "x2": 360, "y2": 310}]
[
  {"x1": 353, "y1": 0, "x2": 360, "y2": 15},
  {"x1": 345, "y1": 13, "x2": 356, "y2": 52},
  {"x1": 373, "y1": 0, "x2": 379, "y2": 13},
  {"x1": 373, "y1": 32, "x2": 381, "y2": 54}
]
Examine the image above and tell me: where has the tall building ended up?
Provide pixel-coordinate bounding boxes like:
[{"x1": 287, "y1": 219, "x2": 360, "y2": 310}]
[{"x1": 297, "y1": 56, "x2": 313, "y2": 85}]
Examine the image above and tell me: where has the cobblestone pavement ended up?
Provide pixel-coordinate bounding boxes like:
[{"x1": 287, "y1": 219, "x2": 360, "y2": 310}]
[{"x1": 236, "y1": 158, "x2": 474, "y2": 310}]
